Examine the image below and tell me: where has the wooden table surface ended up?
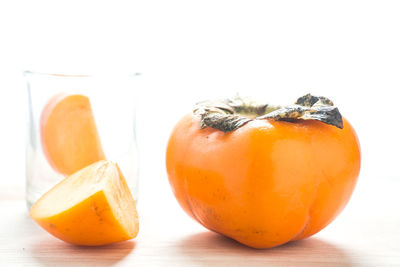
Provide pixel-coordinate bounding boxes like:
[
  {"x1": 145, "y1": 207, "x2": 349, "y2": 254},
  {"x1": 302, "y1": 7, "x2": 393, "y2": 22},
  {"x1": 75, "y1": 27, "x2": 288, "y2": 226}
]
[{"x1": 1, "y1": 174, "x2": 399, "y2": 267}]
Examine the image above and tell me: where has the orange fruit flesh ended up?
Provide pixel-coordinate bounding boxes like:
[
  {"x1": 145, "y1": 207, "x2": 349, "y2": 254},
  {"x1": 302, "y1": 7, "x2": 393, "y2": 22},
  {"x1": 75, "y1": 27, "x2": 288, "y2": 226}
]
[
  {"x1": 41, "y1": 94, "x2": 106, "y2": 175},
  {"x1": 30, "y1": 160, "x2": 139, "y2": 246}
]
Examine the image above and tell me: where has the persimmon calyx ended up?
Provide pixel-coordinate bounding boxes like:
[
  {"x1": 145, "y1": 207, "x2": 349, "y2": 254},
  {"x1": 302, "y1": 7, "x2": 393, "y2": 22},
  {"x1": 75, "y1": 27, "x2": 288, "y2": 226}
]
[{"x1": 194, "y1": 94, "x2": 343, "y2": 132}]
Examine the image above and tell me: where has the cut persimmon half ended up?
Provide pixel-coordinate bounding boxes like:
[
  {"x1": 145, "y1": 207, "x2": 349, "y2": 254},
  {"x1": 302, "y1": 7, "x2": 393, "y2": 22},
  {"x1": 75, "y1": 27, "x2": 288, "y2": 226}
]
[
  {"x1": 30, "y1": 160, "x2": 139, "y2": 246},
  {"x1": 40, "y1": 93, "x2": 106, "y2": 175}
]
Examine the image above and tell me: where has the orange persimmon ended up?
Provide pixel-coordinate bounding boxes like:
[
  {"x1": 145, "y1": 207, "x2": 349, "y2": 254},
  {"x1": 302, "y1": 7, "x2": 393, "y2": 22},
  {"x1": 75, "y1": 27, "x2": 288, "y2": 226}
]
[
  {"x1": 40, "y1": 93, "x2": 106, "y2": 175},
  {"x1": 30, "y1": 160, "x2": 139, "y2": 246},
  {"x1": 166, "y1": 94, "x2": 361, "y2": 249}
]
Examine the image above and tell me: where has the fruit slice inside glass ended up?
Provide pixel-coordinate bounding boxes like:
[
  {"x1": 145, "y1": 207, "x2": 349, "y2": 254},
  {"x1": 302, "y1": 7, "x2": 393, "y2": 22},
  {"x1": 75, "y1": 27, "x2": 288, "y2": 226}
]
[{"x1": 40, "y1": 93, "x2": 106, "y2": 175}]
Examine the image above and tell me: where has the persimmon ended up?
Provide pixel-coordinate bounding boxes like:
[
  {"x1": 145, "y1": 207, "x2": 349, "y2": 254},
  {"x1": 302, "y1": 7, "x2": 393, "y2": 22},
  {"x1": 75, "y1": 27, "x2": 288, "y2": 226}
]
[
  {"x1": 166, "y1": 94, "x2": 361, "y2": 249},
  {"x1": 30, "y1": 160, "x2": 139, "y2": 246},
  {"x1": 40, "y1": 93, "x2": 105, "y2": 175}
]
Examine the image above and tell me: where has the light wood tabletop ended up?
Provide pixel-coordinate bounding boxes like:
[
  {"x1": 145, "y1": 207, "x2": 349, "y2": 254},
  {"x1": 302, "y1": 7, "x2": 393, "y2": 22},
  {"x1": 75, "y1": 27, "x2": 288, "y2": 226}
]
[{"x1": 1, "y1": 173, "x2": 399, "y2": 267}]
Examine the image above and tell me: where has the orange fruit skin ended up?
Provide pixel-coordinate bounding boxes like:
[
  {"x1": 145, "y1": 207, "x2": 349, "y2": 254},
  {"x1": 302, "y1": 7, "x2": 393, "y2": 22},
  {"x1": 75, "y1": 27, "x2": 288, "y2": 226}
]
[
  {"x1": 40, "y1": 93, "x2": 106, "y2": 175},
  {"x1": 32, "y1": 190, "x2": 134, "y2": 246},
  {"x1": 166, "y1": 114, "x2": 361, "y2": 249}
]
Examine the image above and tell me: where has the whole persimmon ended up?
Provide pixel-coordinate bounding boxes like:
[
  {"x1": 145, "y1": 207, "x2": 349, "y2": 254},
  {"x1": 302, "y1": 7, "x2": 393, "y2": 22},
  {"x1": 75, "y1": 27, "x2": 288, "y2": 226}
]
[{"x1": 166, "y1": 94, "x2": 361, "y2": 249}]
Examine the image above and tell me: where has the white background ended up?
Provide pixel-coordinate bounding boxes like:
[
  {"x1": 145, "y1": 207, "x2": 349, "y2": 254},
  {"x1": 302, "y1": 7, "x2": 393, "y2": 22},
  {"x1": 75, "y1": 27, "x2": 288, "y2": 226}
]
[{"x1": 0, "y1": 0, "x2": 400, "y2": 189}]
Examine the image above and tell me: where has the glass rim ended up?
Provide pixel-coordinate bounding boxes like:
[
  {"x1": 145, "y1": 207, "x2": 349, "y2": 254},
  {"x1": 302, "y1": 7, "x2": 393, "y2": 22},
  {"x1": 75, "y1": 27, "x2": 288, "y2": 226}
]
[{"x1": 23, "y1": 70, "x2": 141, "y2": 78}]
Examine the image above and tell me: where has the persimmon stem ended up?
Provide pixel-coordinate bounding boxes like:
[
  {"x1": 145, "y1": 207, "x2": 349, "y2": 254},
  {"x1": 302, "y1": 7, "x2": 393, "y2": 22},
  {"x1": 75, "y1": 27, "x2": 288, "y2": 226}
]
[{"x1": 194, "y1": 94, "x2": 343, "y2": 132}]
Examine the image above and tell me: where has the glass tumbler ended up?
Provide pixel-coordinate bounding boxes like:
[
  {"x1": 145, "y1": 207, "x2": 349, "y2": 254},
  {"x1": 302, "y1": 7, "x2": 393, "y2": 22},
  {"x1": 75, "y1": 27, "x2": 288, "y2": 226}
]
[{"x1": 24, "y1": 71, "x2": 139, "y2": 208}]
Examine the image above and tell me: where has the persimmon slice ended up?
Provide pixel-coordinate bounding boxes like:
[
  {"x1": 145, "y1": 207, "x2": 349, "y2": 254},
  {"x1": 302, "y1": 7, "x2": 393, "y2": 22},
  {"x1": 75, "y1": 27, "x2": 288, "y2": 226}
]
[
  {"x1": 30, "y1": 160, "x2": 139, "y2": 246},
  {"x1": 40, "y1": 93, "x2": 106, "y2": 175}
]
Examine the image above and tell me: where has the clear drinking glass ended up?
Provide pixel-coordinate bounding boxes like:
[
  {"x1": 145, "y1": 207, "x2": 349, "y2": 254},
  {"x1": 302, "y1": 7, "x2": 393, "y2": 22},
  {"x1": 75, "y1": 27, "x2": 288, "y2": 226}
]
[{"x1": 24, "y1": 71, "x2": 140, "y2": 208}]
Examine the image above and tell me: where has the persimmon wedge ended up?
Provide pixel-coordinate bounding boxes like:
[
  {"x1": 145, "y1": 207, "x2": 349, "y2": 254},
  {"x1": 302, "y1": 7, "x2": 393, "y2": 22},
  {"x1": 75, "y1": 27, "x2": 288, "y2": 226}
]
[
  {"x1": 30, "y1": 160, "x2": 139, "y2": 246},
  {"x1": 41, "y1": 93, "x2": 105, "y2": 175}
]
